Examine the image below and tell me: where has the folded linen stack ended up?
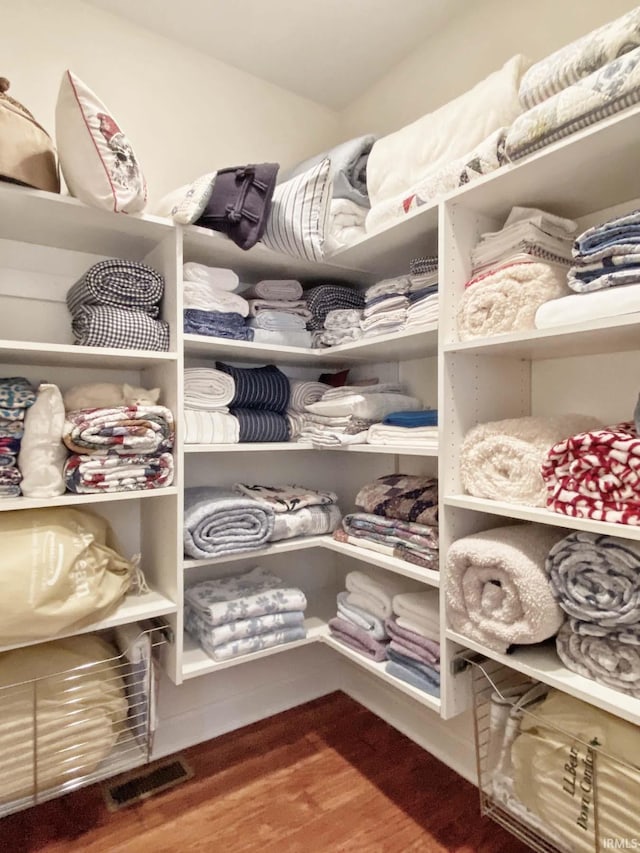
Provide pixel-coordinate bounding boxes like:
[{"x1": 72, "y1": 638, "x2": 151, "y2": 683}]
[
  {"x1": 183, "y1": 262, "x2": 252, "y2": 342},
  {"x1": 232, "y1": 483, "x2": 342, "y2": 542},
  {"x1": 445, "y1": 524, "x2": 565, "y2": 654},
  {"x1": 0, "y1": 377, "x2": 36, "y2": 497},
  {"x1": 536, "y1": 208, "x2": 640, "y2": 328},
  {"x1": 66, "y1": 260, "x2": 170, "y2": 350},
  {"x1": 542, "y1": 420, "x2": 640, "y2": 524},
  {"x1": 548, "y1": 531, "x2": 640, "y2": 697},
  {"x1": 386, "y1": 590, "x2": 441, "y2": 696},
  {"x1": 300, "y1": 383, "x2": 421, "y2": 447},
  {"x1": 62, "y1": 405, "x2": 175, "y2": 493},
  {"x1": 304, "y1": 284, "x2": 365, "y2": 333},
  {"x1": 245, "y1": 280, "x2": 313, "y2": 348},
  {"x1": 319, "y1": 308, "x2": 363, "y2": 346},
  {"x1": 216, "y1": 361, "x2": 290, "y2": 443},
  {"x1": 184, "y1": 566, "x2": 307, "y2": 662},
  {"x1": 286, "y1": 379, "x2": 330, "y2": 439},
  {"x1": 460, "y1": 413, "x2": 602, "y2": 506},
  {"x1": 329, "y1": 569, "x2": 418, "y2": 661},
  {"x1": 183, "y1": 367, "x2": 239, "y2": 445},
  {"x1": 334, "y1": 474, "x2": 439, "y2": 570},
  {"x1": 367, "y1": 409, "x2": 438, "y2": 449},
  {"x1": 457, "y1": 207, "x2": 576, "y2": 339},
  {"x1": 360, "y1": 276, "x2": 409, "y2": 338}
]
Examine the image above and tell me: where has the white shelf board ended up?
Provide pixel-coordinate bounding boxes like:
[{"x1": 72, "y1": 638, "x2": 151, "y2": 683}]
[
  {"x1": 447, "y1": 102, "x2": 640, "y2": 219},
  {"x1": 182, "y1": 535, "x2": 328, "y2": 569},
  {"x1": 445, "y1": 495, "x2": 640, "y2": 541},
  {"x1": 0, "y1": 183, "x2": 173, "y2": 257},
  {"x1": 446, "y1": 629, "x2": 640, "y2": 727},
  {"x1": 324, "y1": 538, "x2": 440, "y2": 587},
  {"x1": 0, "y1": 590, "x2": 177, "y2": 654},
  {"x1": 0, "y1": 486, "x2": 178, "y2": 513},
  {"x1": 321, "y1": 629, "x2": 441, "y2": 713},
  {"x1": 337, "y1": 443, "x2": 438, "y2": 457},
  {"x1": 184, "y1": 325, "x2": 438, "y2": 366},
  {"x1": 181, "y1": 224, "x2": 368, "y2": 284},
  {"x1": 181, "y1": 590, "x2": 336, "y2": 679},
  {"x1": 328, "y1": 202, "x2": 439, "y2": 277},
  {"x1": 0, "y1": 341, "x2": 177, "y2": 369},
  {"x1": 443, "y1": 314, "x2": 640, "y2": 360},
  {"x1": 184, "y1": 442, "x2": 314, "y2": 453}
]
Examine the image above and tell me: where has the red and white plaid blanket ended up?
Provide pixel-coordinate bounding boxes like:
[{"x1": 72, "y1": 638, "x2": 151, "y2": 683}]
[{"x1": 542, "y1": 422, "x2": 640, "y2": 525}]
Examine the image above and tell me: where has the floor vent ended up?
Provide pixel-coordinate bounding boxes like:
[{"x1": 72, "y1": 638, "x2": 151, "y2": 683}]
[{"x1": 103, "y1": 756, "x2": 193, "y2": 811}]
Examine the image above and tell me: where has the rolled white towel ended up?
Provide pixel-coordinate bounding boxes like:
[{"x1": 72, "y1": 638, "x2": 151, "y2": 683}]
[
  {"x1": 183, "y1": 263, "x2": 239, "y2": 291},
  {"x1": 289, "y1": 380, "x2": 331, "y2": 413},
  {"x1": 184, "y1": 368, "x2": 235, "y2": 410}
]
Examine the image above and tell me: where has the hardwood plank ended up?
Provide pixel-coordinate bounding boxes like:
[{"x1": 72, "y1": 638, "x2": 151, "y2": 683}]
[{"x1": 0, "y1": 692, "x2": 530, "y2": 853}]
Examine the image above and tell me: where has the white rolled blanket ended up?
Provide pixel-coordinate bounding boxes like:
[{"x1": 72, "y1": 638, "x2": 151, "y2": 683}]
[
  {"x1": 184, "y1": 367, "x2": 235, "y2": 410},
  {"x1": 183, "y1": 409, "x2": 239, "y2": 444},
  {"x1": 445, "y1": 524, "x2": 566, "y2": 653},
  {"x1": 289, "y1": 380, "x2": 331, "y2": 413},
  {"x1": 456, "y1": 261, "x2": 569, "y2": 340},
  {"x1": 460, "y1": 414, "x2": 602, "y2": 506}
]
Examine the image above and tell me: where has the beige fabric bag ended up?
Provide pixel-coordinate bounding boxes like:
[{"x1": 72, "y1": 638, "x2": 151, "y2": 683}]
[
  {"x1": 0, "y1": 77, "x2": 60, "y2": 193},
  {"x1": 0, "y1": 507, "x2": 133, "y2": 643}
]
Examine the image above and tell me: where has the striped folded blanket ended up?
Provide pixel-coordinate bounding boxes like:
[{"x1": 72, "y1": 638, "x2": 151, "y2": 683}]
[
  {"x1": 542, "y1": 421, "x2": 640, "y2": 524},
  {"x1": 183, "y1": 487, "x2": 275, "y2": 558},
  {"x1": 216, "y1": 362, "x2": 290, "y2": 413},
  {"x1": 64, "y1": 452, "x2": 174, "y2": 493},
  {"x1": 336, "y1": 514, "x2": 438, "y2": 570},
  {"x1": 63, "y1": 405, "x2": 174, "y2": 456},
  {"x1": 66, "y1": 259, "x2": 164, "y2": 318},
  {"x1": 231, "y1": 409, "x2": 290, "y2": 443}
]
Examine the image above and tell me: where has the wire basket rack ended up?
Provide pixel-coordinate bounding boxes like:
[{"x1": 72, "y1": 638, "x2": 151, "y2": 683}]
[
  {"x1": 0, "y1": 621, "x2": 169, "y2": 818},
  {"x1": 466, "y1": 654, "x2": 640, "y2": 853}
]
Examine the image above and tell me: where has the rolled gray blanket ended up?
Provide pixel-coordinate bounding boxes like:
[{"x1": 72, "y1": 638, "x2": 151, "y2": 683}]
[
  {"x1": 556, "y1": 622, "x2": 640, "y2": 697},
  {"x1": 183, "y1": 486, "x2": 274, "y2": 559},
  {"x1": 547, "y1": 531, "x2": 640, "y2": 629}
]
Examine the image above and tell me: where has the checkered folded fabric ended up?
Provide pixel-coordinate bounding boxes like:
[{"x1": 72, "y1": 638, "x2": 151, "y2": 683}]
[
  {"x1": 71, "y1": 305, "x2": 170, "y2": 351},
  {"x1": 409, "y1": 257, "x2": 438, "y2": 276},
  {"x1": 303, "y1": 285, "x2": 365, "y2": 331},
  {"x1": 66, "y1": 259, "x2": 165, "y2": 318}
]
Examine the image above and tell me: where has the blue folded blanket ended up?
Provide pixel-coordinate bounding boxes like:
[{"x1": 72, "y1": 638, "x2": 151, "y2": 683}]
[
  {"x1": 231, "y1": 409, "x2": 290, "y2": 443},
  {"x1": 216, "y1": 362, "x2": 290, "y2": 412},
  {"x1": 382, "y1": 410, "x2": 438, "y2": 427},
  {"x1": 184, "y1": 309, "x2": 254, "y2": 341},
  {"x1": 183, "y1": 486, "x2": 275, "y2": 558},
  {"x1": 385, "y1": 660, "x2": 441, "y2": 697},
  {"x1": 386, "y1": 646, "x2": 441, "y2": 686}
]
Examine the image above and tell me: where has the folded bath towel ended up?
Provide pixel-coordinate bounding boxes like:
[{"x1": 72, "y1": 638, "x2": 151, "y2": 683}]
[
  {"x1": 183, "y1": 409, "x2": 239, "y2": 444},
  {"x1": 457, "y1": 261, "x2": 569, "y2": 340},
  {"x1": 345, "y1": 570, "x2": 419, "y2": 621},
  {"x1": 183, "y1": 263, "x2": 239, "y2": 291},
  {"x1": 383, "y1": 410, "x2": 438, "y2": 427},
  {"x1": 183, "y1": 367, "x2": 235, "y2": 410},
  {"x1": 386, "y1": 619, "x2": 440, "y2": 667},
  {"x1": 355, "y1": 474, "x2": 438, "y2": 526},
  {"x1": 216, "y1": 362, "x2": 290, "y2": 413},
  {"x1": 385, "y1": 659, "x2": 440, "y2": 697},
  {"x1": 337, "y1": 591, "x2": 387, "y2": 641},
  {"x1": 547, "y1": 531, "x2": 640, "y2": 629},
  {"x1": 231, "y1": 409, "x2": 290, "y2": 443},
  {"x1": 183, "y1": 487, "x2": 275, "y2": 559},
  {"x1": 461, "y1": 414, "x2": 602, "y2": 506},
  {"x1": 445, "y1": 524, "x2": 566, "y2": 653},
  {"x1": 247, "y1": 310, "x2": 307, "y2": 331},
  {"x1": 392, "y1": 590, "x2": 440, "y2": 637},
  {"x1": 328, "y1": 616, "x2": 389, "y2": 661},
  {"x1": 556, "y1": 622, "x2": 640, "y2": 698},
  {"x1": 242, "y1": 280, "x2": 303, "y2": 301}
]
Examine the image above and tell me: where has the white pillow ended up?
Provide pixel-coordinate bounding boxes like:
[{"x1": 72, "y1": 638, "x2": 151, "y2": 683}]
[
  {"x1": 55, "y1": 70, "x2": 147, "y2": 213},
  {"x1": 153, "y1": 172, "x2": 217, "y2": 224},
  {"x1": 261, "y1": 157, "x2": 332, "y2": 261},
  {"x1": 18, "y1": 383, "x2": 67, "y2": 498}
]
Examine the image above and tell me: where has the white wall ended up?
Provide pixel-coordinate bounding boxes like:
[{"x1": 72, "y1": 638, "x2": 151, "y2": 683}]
[
  {"x1": 0, "y1": 0, "x2": 341, "y2": 205},
  {"x1": 341, "y1": 0, "x2": 640, "y2": 137}
]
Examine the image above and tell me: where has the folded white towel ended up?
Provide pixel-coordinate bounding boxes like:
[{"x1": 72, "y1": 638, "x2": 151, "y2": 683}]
[
  {"x1": 183, "y1": 409, "x2": 239, "y2": 444},
  {"x1": 183, "y1": 281, "x2": 249, "y2": 317},
  {"x1": 363, "y1": 295, "x2": 409, "y2": 317},
  {"x1": 306, "y1": 393, "x2": 421, "y2": 420},
  {"x1": 242, "y1": 280, "x2": 303, "y2": 301},
  {"x1": 535, "y1": 282, "x2": 640, "y2": 328},
  {"x1": 393, "y1": 590, "x2": 440, "y2": 638},
  {"x1": 248, "y1": 299, "x2": 312, "y2": 321},
  {"x1": 183, "y1": 263, "x2": 239, "y2": 291},
  {"x1": 346, "y1": 569, "x2": 420, "y2": 621},
  {"x1": 184, "y1": 368, "x2": 235, "y2": 410},
  {"x1": 366, "y1": 423, "x2": 438, "y2": 447},
  {"x1": 248, "y1": 310, "x2": 307, "y2": 331}
]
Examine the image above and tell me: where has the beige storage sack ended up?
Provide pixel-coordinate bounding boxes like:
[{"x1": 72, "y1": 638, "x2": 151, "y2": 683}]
[
  {"x1": 0, "y1": 635, "x2": 128, "y2": 802},
  {"x1": 0, "y1": 507, "x2": 133, "y2": 643}
]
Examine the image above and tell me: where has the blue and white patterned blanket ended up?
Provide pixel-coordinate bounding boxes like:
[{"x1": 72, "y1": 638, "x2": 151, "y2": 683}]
[{"x1": 183, "y1": 487, "x2": 275, "y2": 558}]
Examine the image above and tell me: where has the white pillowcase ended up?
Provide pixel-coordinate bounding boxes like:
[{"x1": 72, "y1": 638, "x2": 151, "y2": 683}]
[
  {"x1": 153, "y1": 172, "x2": 217, "y2": 224},
  {"x1": 55, "y1": 70, "x2": 147, "y2": 213},
  {"x1": 261, "y1": 157, "x2": 332, "y2": 262},
  {"x1": 18, "y1": 383, "x2": 67, "y2": 498}
]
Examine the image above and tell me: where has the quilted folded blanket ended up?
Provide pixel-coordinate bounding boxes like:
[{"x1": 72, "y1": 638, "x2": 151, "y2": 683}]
[
  {"x1": 341, "y1": 511, "x2": 438, "y2": 551},
  {"x1": 333, "y1": 529, "x2": 437, "y2": 571},
  {"x1": 506, "y1": 46, "x2": 640, "y2": 162},
  {"x1": 271, "y1": 504, "x2": 342, "y2": 542},
  {"x1": 183, "y1": 367, "x2": 235, "y2": 410},
  {"x1": 63, "y1": 405, "x2": 174, "y2": 456},
  {"x1": 386, "y1": 646, "x2": 441, "y2": 686},
  {"x1": 392, "y1": 590, "x2": 440, "y2": 641},
  {"x1": 73, "y1": 305, "x2": 171, "y2": 351},
  {"x1": 461, "y1": 414, "x2": 602, "y2": 506},
  {"x1": 355, "y1": 474, "x2": 438, "y2": 526},
  {"x1": 445, "y1": 524, "x2": 566, "y2": 653},
  {"x1": 328, "y1": 616, "x2": 389, "y2": 661},
  {"x1": 216, "y1": 362, "x2": 290, "y2": 413},
  {"x1": 305, "y1": 393, "x2": 420, "y2": 421},
  {"x1": 547, "y1": 531, "x2": 640, "y2": 631},
  {"x1": 542, "y1": 421, "x2": 640, "y2": 524},
  {"x1": 0, "y1": 377, "x2": 36, "y2": 410},
  {"x1": 556, "y1": 622, "x2": 640, "y2": 698},
  {"x1": 66, "y1": 259, "x2": 165, "y2": 317},
  {"x1": 233, "y1": 483, "x2": 338, "y2": 513},
  {"x1": 456, "y1": 261, "x2": 569, "y2": 339},
  {"x1": 231, "y1": 409, "x2": 290, "y2": 443},
  {"x1": 518, "y1": 7, "x2": 640, "y2": 109},
  {"x1": 183, "y1": 487, "x2": 275, "y2": 558},
  {"x1": 64, "y1": 452, "x2": 174, "y2": 493}
]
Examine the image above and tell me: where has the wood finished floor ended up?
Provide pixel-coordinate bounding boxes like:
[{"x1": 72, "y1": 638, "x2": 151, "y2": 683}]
[{"x1": 0, "y1": 692, "x2": 531, "y2": 853}]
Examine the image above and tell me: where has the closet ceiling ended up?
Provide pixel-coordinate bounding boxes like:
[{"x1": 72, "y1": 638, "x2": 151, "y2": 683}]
[{"x1": 82, "y1": 0, "x2": 463, "y2": 109}]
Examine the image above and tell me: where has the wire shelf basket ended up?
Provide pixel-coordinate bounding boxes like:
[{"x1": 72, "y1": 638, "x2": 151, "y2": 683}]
[
  {"x1": 467, "y1": 655, "x2": 640, "y2": 853},
  {"x1": 0, "y1": 621, "x2": 168, "y2": 818}
]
